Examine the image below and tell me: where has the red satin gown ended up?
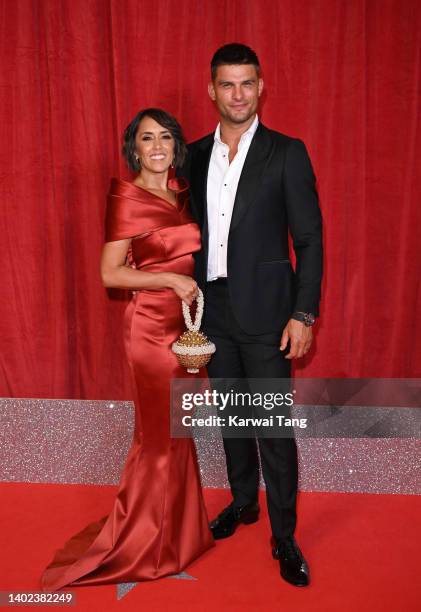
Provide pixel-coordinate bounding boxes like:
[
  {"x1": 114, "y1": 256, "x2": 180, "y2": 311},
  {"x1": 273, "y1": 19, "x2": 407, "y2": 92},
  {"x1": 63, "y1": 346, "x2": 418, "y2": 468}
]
[{"x1": 41, "y1": 177, "x2": 214, "y2": 591}]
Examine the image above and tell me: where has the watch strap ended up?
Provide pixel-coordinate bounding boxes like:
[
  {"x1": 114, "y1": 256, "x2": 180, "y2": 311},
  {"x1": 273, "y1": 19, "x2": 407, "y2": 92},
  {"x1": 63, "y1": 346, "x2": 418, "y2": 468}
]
[{"x1": 291, "y1": 311, "x2": 316, "y2": 327}]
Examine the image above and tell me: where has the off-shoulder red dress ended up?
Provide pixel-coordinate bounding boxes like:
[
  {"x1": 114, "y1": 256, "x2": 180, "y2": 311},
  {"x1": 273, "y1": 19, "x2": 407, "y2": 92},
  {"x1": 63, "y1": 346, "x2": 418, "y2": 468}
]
[{"x1": 40, "y1": 177, "x2": 214, "y2": 591}]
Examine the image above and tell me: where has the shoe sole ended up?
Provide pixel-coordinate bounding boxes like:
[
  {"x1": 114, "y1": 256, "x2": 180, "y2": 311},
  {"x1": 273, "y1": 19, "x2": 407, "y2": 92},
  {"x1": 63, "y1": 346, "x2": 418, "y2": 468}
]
[{"x1": 280, "y1": 570, "x2": 309, "y2": 587}]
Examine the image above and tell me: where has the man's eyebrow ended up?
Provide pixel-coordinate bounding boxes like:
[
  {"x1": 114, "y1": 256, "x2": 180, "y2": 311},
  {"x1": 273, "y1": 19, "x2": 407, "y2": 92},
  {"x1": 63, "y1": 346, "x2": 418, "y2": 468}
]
[{"x1": 217, "y1": 78, "x2": 257, "y2": 85}]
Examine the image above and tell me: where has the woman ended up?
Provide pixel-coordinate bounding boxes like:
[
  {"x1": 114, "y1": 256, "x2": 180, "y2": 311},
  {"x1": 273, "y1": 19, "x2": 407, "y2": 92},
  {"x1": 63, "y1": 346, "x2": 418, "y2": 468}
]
[{"x1": 41, "y1": 108, "x2": 214, "y2": 591}]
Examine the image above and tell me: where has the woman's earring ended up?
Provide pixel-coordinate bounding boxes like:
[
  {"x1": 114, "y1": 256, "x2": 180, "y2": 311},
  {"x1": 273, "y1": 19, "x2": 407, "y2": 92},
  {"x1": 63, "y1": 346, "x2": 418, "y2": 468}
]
[
  {"x1": 135, "y1": 155, "x2": 141, "y2": 168},
  {"x1": 171, "y1": 158, "x2": 175, "y2": 169}
]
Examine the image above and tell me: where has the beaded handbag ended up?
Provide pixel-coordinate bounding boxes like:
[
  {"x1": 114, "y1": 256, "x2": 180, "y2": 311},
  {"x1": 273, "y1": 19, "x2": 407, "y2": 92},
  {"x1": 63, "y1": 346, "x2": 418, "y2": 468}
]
[{"x1": 172, "y1": 289, "x2": 216, "y2": 373}]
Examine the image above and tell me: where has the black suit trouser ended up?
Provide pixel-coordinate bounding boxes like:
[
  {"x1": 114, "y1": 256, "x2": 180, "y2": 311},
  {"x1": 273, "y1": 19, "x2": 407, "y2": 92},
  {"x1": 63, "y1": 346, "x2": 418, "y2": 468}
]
[{"x1": 203, "y1": 279, "x2": 298, "y2": 541}]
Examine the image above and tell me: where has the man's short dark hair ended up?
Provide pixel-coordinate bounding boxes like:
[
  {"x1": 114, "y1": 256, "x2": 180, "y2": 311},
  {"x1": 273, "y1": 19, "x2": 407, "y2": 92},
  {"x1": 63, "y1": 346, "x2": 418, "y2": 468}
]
[
  {"x1": 122, "y1": 107, "x2": 187, "y2": 172},
  {"x1": 211, "y1": 43, "x2": 260, "y2": 80}
]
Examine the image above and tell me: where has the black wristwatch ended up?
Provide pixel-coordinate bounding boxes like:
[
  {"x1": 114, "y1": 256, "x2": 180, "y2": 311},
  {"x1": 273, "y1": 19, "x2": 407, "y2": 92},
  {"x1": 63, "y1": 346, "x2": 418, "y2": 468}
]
[{"x1": 291, "y1": 311, "x2": 316, "y2": 327}]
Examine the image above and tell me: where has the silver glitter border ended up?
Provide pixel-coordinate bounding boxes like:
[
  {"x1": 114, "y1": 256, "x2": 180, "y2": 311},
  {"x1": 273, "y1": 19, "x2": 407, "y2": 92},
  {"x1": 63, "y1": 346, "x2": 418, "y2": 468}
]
[{"x1": 0, "y1": 399, "x2": 420, "y2": 494}]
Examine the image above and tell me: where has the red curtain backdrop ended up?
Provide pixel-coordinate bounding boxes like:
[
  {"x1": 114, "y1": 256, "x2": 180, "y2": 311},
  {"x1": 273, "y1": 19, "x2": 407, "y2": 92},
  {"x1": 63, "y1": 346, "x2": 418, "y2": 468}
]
[{"x1": 1, "y1": 0, "x2": 420, "y2": 399}]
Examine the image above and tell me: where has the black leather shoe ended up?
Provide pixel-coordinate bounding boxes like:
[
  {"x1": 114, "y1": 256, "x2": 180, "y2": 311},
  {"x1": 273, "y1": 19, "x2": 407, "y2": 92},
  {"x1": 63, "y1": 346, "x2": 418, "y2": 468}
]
[
  {"x1": 210, "y1": 501, "x2": 259, "y2": 539},
  {"x1": 272, "y1": 536, "x2": 310, "y2": 586}
]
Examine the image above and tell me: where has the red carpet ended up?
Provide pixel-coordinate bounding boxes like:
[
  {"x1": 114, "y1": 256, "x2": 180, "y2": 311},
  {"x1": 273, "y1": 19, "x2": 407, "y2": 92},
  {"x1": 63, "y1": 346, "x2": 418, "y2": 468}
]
[{"x1": 0, "y1": 483, "x2": 419, "y2": 611}]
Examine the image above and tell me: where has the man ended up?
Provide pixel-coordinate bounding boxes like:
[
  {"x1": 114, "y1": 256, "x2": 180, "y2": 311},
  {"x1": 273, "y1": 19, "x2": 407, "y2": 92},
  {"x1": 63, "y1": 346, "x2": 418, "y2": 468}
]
[{"x1": 180, "y1": 43, "x2": 323, "y2": 587}]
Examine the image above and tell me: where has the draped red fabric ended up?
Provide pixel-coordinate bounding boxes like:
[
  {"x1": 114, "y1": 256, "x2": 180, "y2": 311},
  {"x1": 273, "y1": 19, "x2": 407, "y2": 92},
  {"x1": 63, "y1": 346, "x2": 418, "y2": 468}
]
[{"x1": 1, "y1": 0, "x2": 420, "y2": 399}]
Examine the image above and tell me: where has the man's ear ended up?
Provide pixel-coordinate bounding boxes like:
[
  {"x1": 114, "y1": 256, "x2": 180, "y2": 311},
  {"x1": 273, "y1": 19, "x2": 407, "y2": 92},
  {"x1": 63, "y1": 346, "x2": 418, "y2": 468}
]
[
  {"x1": 208, "y1": 81, "x2": 216, "y2": 101},
  {"x1": 258, "y1": 78, "x2": 264, "y2": 97}
]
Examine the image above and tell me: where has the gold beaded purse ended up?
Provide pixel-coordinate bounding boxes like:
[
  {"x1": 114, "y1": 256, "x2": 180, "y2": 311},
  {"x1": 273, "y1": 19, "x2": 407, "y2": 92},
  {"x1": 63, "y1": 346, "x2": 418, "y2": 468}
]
[{"x1": 172, "y1": 288, "x2": 216, "y2": 373}]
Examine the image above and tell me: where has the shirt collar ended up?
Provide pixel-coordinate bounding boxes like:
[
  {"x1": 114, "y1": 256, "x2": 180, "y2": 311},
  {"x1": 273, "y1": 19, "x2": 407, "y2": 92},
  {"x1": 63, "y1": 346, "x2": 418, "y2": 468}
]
[{"x1": 214, "y1": 114, "x2": 259, "y2": 147}]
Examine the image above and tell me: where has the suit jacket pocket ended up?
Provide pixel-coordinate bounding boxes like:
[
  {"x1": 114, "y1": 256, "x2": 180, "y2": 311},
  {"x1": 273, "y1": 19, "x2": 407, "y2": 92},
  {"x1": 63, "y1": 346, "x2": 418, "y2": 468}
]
[
  {"x1": 255, "y1": 260, "x2": 294, "y2": 321},
  {"x1": 258, "y1": 259, "x2": 290, "y2": 265}
]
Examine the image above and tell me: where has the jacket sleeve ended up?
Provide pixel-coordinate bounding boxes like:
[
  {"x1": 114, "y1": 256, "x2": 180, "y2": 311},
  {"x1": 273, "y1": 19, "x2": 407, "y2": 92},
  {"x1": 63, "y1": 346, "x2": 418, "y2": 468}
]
[{"x1": 283, "y1": 139, "x2": 323, "y2": 316}]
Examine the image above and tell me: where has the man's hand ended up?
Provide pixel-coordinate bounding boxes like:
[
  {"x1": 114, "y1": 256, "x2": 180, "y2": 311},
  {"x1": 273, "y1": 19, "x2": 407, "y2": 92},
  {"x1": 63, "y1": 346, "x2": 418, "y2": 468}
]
[{"x1": 280, "y1": 318, "x2": 313, "y2": 359}]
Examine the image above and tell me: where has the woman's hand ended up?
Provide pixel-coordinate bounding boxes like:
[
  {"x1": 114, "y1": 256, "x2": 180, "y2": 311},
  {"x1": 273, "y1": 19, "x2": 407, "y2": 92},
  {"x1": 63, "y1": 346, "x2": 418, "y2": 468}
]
[{"x1": 166, "y1": 273, "x2": 199, "y2": 305}]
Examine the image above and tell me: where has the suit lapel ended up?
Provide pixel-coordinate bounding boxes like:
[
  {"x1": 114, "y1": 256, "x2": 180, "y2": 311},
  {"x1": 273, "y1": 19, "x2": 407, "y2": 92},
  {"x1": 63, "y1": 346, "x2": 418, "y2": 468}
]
[
  {"x1": 189, "y1": 135, "x2": 213, "y2": 231},
  {"x1": 230, "y1": 123, "x2": 273, "y2": 231},
  {"x1": 189, "y1": 136, "x2": 213, "y2": 266}
]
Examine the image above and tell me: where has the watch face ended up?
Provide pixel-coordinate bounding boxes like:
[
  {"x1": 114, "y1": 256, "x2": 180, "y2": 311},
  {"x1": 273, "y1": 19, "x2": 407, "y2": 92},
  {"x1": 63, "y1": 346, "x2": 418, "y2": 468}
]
[
  {"x1": 292, "y1": 312, "x2": 315, "y2": 325},
  {"x1": 305, "y1": 314, "x2": 316, "y2": 326}
]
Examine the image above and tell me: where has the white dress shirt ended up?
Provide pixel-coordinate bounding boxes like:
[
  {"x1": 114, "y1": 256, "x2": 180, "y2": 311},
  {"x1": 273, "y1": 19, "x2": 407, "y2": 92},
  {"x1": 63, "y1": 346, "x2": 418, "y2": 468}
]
[{"x1": 206, "y1": 115, "x2": 259, "y2": 281}]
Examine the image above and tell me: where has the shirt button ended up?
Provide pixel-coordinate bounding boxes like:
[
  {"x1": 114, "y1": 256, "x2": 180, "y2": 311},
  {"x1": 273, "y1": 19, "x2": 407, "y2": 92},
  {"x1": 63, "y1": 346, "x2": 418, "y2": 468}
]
[
  {"x1": 220, "y1": 244, "x2": 223, "y2": 247},
  {"x1": 222, "y1": 213, "x2": 225, "y2": 216}
]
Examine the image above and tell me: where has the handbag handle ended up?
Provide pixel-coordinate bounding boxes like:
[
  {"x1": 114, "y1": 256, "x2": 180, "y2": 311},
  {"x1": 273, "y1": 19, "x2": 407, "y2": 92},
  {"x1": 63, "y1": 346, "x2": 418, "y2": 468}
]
[{"x1": 182, "y1": 288, "x2": 204, "y2": 332}]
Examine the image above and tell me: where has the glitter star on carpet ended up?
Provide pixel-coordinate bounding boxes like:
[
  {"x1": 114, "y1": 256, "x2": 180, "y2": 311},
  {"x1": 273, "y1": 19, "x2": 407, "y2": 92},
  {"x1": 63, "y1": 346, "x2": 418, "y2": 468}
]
[{"x1": 116, "y1": 572, "x2": 197, "y2": 599}]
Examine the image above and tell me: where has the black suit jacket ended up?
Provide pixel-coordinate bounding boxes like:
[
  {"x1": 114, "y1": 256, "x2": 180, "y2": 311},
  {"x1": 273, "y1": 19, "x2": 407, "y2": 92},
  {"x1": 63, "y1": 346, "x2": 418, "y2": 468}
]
[{"x1": 180, "y1": 122, "x2": 323, "y2": 335}]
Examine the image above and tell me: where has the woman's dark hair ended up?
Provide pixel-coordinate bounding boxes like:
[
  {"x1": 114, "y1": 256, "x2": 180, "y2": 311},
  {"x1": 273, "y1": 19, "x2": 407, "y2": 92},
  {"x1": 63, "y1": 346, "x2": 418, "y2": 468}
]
[
  {"x1": 211, "y1": 43, "x2": 260, "y2": 80},
  {"x1": 122, "y1": 108, "x2": 187, "y2": 172}
]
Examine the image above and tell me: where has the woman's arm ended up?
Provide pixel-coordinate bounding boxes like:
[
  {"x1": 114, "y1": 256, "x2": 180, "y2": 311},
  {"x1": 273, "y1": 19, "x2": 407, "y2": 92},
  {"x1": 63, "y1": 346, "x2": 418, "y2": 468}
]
[{"x1": 100, "y1": 239, "x2": 198, "y2": 304}]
